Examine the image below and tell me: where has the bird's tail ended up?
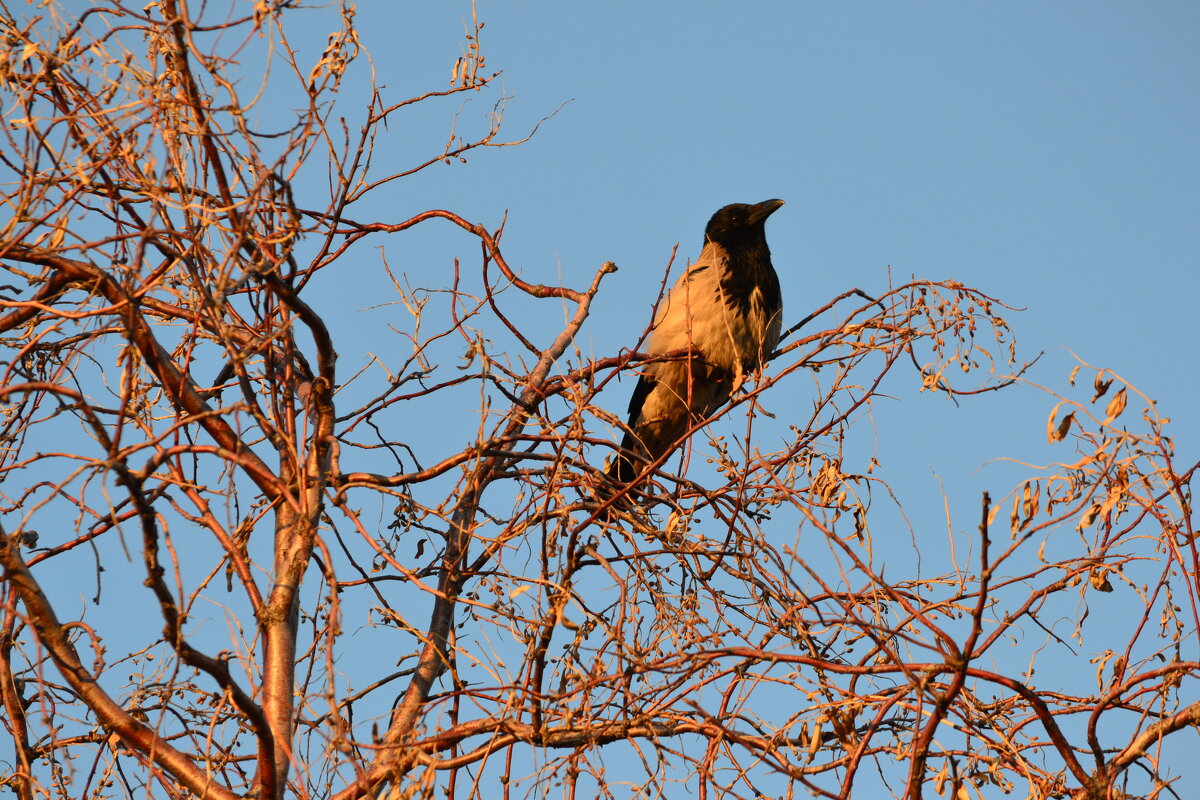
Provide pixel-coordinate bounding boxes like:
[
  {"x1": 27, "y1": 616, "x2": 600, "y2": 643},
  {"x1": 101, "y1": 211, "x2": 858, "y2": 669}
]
[{"x1": 604, "y1": 433, "x2": 642, "y2": 486}]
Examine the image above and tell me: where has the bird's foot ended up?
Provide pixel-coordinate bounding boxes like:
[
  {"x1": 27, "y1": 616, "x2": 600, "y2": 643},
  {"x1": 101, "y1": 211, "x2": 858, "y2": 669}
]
[{"x1": 731, "y1": 363, "x2": 745, "y2": 394}]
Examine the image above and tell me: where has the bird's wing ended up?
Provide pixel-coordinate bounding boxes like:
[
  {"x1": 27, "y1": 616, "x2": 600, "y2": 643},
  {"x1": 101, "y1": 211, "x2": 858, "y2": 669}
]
[
  {"x1": 626, "y1": 258, "x2": 719, "y2": 422},
  {"x1": 608, "y1": 370, "x2": 659, "y2": 483},
  {"x1": 645, "y1": 257, "x2": 719, "y2": 355},
  {"x1": 625, "y1": 371, "x2": 656, "y2": 418}
]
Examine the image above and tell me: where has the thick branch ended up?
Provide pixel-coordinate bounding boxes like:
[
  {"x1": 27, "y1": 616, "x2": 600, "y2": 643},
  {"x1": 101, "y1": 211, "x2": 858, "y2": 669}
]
[{"x1": 0, "y1": 537, "x2": 240, "y2": 800}]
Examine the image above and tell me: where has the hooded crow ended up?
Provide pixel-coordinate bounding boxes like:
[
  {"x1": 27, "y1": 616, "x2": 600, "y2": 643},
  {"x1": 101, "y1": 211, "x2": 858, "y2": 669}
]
[{"x1": 607, "y1": 198, "x2": 785, "y2": 485}]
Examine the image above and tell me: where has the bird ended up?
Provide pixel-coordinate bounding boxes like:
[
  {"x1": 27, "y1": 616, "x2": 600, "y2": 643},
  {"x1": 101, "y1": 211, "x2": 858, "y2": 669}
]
[{"x1": 606, "y1": 198, "x2": 785, "y2": 486}]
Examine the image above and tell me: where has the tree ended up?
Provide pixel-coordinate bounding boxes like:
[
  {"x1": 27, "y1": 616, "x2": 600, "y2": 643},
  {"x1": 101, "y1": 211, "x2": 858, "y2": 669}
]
[{"x1": 0, "y1": 2, "x2": 1195, "y2": 799}]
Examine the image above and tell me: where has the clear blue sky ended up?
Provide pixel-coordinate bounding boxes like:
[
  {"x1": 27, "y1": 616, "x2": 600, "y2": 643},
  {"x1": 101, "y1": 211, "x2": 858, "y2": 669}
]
[
  {"x1": 343, "y1": 1, "x2": 1198, "y2": 516},
  {"x1": 334, "y1": 1, "x2": 1200, "y2": 789},
  {"x1": 239, "y1": 1, "x2": 1196, "y2": 788},
  {"x1": 14, "y1": 1, "x2": 1200, "y2": 794}
]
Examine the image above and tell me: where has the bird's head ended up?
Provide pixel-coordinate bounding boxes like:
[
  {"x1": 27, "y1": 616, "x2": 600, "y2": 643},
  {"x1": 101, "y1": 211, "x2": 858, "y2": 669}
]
[{"x1": 703, "y1": 198, "x2": 785, "y2": 251}]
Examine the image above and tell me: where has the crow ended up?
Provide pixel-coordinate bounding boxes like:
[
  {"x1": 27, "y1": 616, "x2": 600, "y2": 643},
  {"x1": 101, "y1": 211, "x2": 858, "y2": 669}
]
[{"x1": 606, "y1": 198, "x2": 785, "y2": 486}]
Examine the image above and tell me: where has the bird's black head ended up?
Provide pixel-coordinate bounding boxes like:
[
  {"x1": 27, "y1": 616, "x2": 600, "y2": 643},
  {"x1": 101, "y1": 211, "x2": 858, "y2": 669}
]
[{"x1": 703, "y1": 199, "x2": 785, "y2": 251}]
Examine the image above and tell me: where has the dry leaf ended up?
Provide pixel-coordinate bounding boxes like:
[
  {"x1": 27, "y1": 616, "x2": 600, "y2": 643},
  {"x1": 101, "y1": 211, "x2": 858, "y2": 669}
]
[
  {"x1": 1090, "y1": 569, "x2": 1114, "y2": 593},
  {"x1": 1046, "y1": 402, "x2": 1074, "y2": 443},
  {"x1": 1103, "y1": 387, "x2": 1127, "y2": 425},
  {"x1": 933, "y1": 763, "x2": 949, "y2": 796},
  {"x1": 806, "y1": 720, "x2": 822, "y2": 762},
  {"x1": 1076, "y1": 503, "x2": 1100, "y2": 531},
  {"x1": 1017, "y1": 481, "x2": 1039, "y2": 531}
]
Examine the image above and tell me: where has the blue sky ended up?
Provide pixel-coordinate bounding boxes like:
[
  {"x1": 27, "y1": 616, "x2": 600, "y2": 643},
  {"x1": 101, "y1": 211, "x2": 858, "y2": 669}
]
[
  {"x1": 333, "y1": 1, "x2": 1200, "y2": 790},
  {"x1": 348, "y1": 2, "x2": 1197, "y2": 381},
  {"x1": 338, "y1": 1, "x2": 1198, "y2": 512},
  {"x1": 9, "y1": 1, "x2": 1198, "y2": 794}
]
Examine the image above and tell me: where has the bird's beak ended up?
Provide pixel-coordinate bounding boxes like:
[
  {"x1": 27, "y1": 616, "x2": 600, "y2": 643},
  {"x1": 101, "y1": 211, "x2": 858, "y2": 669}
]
[{"x1": 747, "y1": 198, "x2": 785, "y2": 224}]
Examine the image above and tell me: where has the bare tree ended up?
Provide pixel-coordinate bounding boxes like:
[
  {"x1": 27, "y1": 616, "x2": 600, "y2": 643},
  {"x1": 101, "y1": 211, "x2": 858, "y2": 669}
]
[{"x1": 0, "y1": 2, "x2": 1195, "y2": 799}]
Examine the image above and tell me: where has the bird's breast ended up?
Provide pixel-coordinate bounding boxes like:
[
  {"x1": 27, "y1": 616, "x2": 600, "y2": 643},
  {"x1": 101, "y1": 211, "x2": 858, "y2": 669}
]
[{"x1": 649, "y1": 259, "x2": 780, "y2": 370}]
